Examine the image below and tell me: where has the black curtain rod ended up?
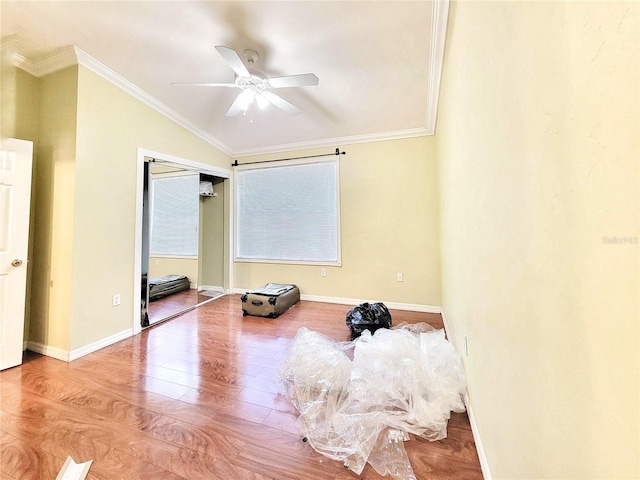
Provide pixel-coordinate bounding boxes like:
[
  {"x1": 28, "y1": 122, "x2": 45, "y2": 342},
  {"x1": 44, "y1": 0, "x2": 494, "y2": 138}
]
[{"x1": 232, "y1": 148, "x2": 346, "y2": 167}]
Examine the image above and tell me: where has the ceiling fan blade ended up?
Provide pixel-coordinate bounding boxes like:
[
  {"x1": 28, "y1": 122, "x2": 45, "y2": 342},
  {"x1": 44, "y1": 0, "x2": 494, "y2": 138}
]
[
  {"x1": 215, "y1": 46, "x2": 250, "y2": 78},
  {"x1": 171, "y1": 82, "x2": 237, "y2": 88},
  {"x1": 226, "y1": 93, "x2": 245, "y2": 117},
  {"x1": 261, "y1": 91, "x2": 301, "y2": 115},
  {"x1": 267, "y1": 73, "x2": 319, "y2": 88}
]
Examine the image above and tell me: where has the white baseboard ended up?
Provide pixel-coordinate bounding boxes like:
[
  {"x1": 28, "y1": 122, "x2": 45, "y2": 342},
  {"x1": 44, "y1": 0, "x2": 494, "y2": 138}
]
[
  {"x1": 440, "y1": 308, "x2": 452, "y2": 338},
  {"x1": 199, "y1": 284, "x2": 225, "y2": 293},
  {"x1": 27, "y1": 328, "x2": 133, "y2": 362},
  {"x1": 68, "y1": 328, "x2": 133, "y2": 361},
  {"x1": 442, "y1": 308, "x2": 491, "y2": 480},
  {"x1": 303, "y1": 294, "x2": 442, "y2": 314},
  {"x1": 232, "y1": 287, "x2": 442, "y2": 314},
  {"x1": 27, "y1": 341, "x2": 69, "y2": 361},
  {"x1": 464, "y1": 392, "x2": 492, "y2": 480}
]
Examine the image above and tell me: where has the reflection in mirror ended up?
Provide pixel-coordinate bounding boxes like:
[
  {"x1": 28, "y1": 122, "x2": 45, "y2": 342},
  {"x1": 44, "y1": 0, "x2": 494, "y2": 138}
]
[{"x1": 144, "y1": 161, "x2": 225, "y2": 326}]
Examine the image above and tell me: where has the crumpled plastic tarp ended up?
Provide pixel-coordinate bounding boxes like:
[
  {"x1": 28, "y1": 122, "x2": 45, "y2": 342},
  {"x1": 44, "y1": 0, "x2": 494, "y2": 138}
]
[{"x1": 276, "y1": 323, "x2": 466, "y2": 480}]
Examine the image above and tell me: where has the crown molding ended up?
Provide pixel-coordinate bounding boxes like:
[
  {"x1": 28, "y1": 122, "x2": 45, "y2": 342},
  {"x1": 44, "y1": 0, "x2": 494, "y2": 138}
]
[
  {"x1": 425, "y1": 0, "x2": 450, "y2": 135},
  {"x1": 234, "y1": 0, "x2": 448, "y2": 157},
  {"x1": 7, "y1": 2, "x2": 448, "y2": 158},
  {"x1": 7, "y1": 44, "x2": 77, "y2": 77},
  {"x1": 72, "y1": 47, "x2": 234, "y2": 156},
  {"x1": 2, "y1": 36, "x2": 38, "y2": 76},
  {"x1": 33, "y1": 45, "x2": 78, "y2": 77},
  {"x1": 11, "y1": 45, "x2": 234, "y2": 156},
  {"x1": 232, "y1": 127, "x2": 430, "y2": 158},
  {"x1": 10, "y1": 52, "x2": 37, "y2": 76}
]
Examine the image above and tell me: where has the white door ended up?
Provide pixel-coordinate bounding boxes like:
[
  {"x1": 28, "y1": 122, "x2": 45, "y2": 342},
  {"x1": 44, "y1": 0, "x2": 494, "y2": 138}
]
[{"x1": 0, "y1": 138, "x2": 33, "y2": 370}]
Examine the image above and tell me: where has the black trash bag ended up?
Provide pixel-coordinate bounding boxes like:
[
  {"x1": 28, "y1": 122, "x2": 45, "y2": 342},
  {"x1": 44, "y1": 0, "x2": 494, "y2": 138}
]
[{"x1": 345, "y1": 302, "x2": 392, "y2": 340}]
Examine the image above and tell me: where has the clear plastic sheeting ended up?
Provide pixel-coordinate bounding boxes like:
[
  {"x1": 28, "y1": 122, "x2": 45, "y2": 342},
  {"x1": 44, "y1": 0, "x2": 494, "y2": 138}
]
[{"x1": 277, "y1": 323, "x2": 466, "y2": 480}]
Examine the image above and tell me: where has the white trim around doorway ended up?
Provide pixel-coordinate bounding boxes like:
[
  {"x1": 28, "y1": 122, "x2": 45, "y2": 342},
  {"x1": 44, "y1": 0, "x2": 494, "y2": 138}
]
[{"x1": 133, "y1": 147, "x2": 234, "y2": 336}]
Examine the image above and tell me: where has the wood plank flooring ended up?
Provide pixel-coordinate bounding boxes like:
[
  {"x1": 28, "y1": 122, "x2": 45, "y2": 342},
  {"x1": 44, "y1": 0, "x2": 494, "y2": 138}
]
[
  {"x1": 148, "y1": 289, "x2": 222, "y2": 325},
  {"x1": 0, "y1": 295, "x2": 483, "y2": 480}
]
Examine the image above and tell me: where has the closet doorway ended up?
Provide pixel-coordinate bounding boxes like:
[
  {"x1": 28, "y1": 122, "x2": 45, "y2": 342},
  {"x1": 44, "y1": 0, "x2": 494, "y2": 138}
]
[{"x1": 134, "y1": 148, "x2": 232, "y2": 332}]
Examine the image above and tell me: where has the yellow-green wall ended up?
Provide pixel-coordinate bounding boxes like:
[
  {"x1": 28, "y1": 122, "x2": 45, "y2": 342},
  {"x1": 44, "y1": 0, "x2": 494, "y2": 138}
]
[
  {"x1": 10, "y1": 62, "x2": 232, "y2": 354},
  {"x1": 29, "y1": 66, "x2": 78, "y2": 351},
  {"x1": 7, "y1": 7, "x2": 637, "y2": 477},
  {"x1": 1, "y1": 46, "x2": 16, "y2": 140},
  {"x1": 3, "y1": 47, "x2": 440, "y2": 356},
  {"x1": 1, "y1": 52, "x2": 40, "y2": 341},
  {"x1": 68, "y1": 66, "x2": 231, "y2": 350},
  {"x1": 436, "y1": 2, "x2": 639, "y2": 479},
  {"x1": 200, "y1": 179, "x2": 225, "y2": 288},
  {"x1": 148, "y1": 257, "x2": 198, "y2": 284},
  {"x1": 233, "y1": 136, "x2": 441, "y2": 307},
  {"x1": 0, "y1": 56, "x2": 40, "y2": 141}
]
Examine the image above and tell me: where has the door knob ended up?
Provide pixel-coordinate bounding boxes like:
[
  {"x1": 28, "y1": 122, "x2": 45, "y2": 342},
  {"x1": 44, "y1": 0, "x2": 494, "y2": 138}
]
[{"x1": 11, "y1": 259, "x2": 23, "y2": 267}]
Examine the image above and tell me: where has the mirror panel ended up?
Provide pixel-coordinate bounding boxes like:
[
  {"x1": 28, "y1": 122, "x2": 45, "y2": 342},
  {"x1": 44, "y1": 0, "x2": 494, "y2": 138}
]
[{"x1": 143, "y1": 161, "x2": 226, "y2": 326}]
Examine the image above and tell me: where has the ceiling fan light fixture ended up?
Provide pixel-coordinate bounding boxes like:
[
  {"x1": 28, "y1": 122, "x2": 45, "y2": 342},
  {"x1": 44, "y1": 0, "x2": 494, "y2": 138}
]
[
  {"x1": 237, "y1": 88, "x2": 255, "y2": 111},
  {"x1": 173, "y1": 46, "x2": 318, "y2": 117},
  {"x1": 256, "y1": 92, "x2": 270, "y2": 110}
]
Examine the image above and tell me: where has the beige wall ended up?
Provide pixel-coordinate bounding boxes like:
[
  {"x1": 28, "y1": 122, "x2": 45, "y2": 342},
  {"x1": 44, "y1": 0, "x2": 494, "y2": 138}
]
[
  {"x1": 0, "y1": 52, "x2": 40, "y2": 141},
  {"x1": 0, "y1": 52, "x2": 40, "y2": 341},
  {"x1": 233, "y1": 136, "x2": 441, "y2": 307},
  {"x1": 7, "y1": 6, "x2": 637, "y2": 476},
  {"x1": 148, "y1": 257, "x2": 198, "y2": 284},
  {"x1": 436, "y1": 2, "x2": 639, "y2": 479},
  {"x1": 68, "y1": 66, "x2": 231, "y2": 350},
  {"x1": 0, "y1": 46, "x2": 16, "y2": 140},
  {"x1": 14, "y1": 63, "x2": 231, "y2": 353},
  {"x1": 200, "y1": 178, "x2": 225, "y2": 288},
  {"x1": 29, "y1": 66, "x2": 78, "y2": 351}
]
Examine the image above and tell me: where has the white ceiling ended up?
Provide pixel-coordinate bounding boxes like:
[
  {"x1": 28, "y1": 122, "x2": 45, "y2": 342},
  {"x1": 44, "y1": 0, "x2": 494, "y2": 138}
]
[{"x1": 1, "y1": 1, "x2": 449, "y2": 157}]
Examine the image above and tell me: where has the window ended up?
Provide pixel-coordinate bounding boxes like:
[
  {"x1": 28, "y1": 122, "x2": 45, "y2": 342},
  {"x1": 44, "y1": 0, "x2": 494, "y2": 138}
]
[
  {"x1": 236, "y1": 160, "x2": 340, "y2": 265},
  {"x1": 150, "y1": 173, "x2": 199, "y2": 256}
]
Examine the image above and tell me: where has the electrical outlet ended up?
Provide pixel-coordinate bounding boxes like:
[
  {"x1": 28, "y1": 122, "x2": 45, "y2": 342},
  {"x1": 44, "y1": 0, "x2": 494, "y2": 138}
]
[
  {"x1": 397, "y1": 272, "x2": 404, "y2": 282},
  {"x1": 320, "y1": 268, "x2": 326, "y2": 277},
  {"x1": 112, "y1": 294, "x2": 121, "y2": 306}
]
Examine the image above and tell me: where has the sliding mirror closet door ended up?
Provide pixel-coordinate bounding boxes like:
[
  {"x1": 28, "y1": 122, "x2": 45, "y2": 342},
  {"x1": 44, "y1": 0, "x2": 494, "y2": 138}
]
[
  {"x1": 141, "y1": 161, "x2": 226, "y2": 327},
  {"x1": 146, "y1": 164, "x2": 200, "y2": 325}
]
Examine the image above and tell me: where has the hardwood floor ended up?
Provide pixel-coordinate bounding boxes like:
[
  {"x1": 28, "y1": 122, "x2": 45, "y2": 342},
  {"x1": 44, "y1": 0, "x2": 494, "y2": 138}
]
[
  {"x1": 0, "y1": 295, "x2": 483, "y2": 480},
  {"x1": 148, "y1": 289, "x2": 223, "y2": 325}
]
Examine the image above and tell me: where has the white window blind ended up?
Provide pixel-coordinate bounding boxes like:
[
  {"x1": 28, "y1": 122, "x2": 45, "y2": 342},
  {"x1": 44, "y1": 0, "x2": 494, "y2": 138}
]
[
  {"x1": 150, "y1": 173, "x2": 199, "y2": 256},
  {"x1": 236, "y1": 160, "x2": 340, "y2": 264}
]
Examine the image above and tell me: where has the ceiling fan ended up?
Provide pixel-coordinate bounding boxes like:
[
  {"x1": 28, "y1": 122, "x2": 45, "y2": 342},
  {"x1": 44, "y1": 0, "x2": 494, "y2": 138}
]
[{"x1": 172, "y1": 46, "x2": 319, "y2": 117}]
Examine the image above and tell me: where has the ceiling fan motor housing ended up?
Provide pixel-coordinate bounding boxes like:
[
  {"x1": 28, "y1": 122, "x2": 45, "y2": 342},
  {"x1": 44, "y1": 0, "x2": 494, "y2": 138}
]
[{"x1": 235, "y1": 75, "x2": 269, "y2": 91}]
